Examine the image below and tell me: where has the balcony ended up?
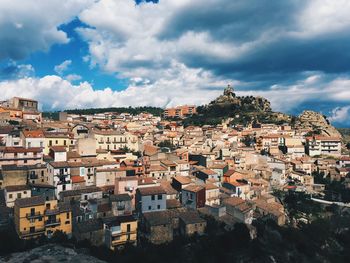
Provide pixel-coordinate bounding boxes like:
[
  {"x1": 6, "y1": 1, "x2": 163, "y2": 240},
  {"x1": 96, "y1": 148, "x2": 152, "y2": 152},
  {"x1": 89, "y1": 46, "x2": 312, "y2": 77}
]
[
  {"x1": 45, "y1": 219, "x2": 61, "y2": 227},
  {"x1": 117, "y1": 205, "x2": 125, "y2": 211},
  {"x1": 20, "y1": 228, "x2": 45, "y2": 238},
  {"x1": 111, "y1": 230, "x2": 136, "y2": 237},
  {"x1": 45, "y1": 209, "x2": 60, "y2": 216},
  {"x1": 26, "y1": 212, "x2": 42, "y2": 219}
]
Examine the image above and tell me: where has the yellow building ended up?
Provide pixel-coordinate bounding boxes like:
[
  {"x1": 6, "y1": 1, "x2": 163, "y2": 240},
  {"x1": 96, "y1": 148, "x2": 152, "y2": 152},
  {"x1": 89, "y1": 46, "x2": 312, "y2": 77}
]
[
  {"x1": 43, "y1": 132, "x2": 75, "y2": 155},
  {"x1": 14, "y1": 196, "x2": 72, "y2": 239},
  {"x1": 104, "y1": 215, "x2": 138, "y2": 250}
]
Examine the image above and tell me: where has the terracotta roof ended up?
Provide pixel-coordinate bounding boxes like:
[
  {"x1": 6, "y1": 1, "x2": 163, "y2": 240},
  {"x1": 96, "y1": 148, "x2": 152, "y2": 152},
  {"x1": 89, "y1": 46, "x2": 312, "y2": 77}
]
[
  {"x1": 173, "y1": 176, "x2": 192, "y2": 185},
  {"x1": 183, "y1": 184, "x2": 205, "y2": 193},
  {"x1": 5, "y1": 185, "x2": 30, "y2": 192},
  {"x1": 137, "y1": 186, "x2": 166, "y2": 196},
  {"x1": 50, "y1": 146, "x2": 67, "y2": 152},
  {"x1": 22, "y1": 130, "x2": 44, "y2": 138},
  {"x1": 15, "y1": 195, "x2": 45, "y2": 208},
  {"x1": 71, "y1": 176, "x2": 85, "y2": 184},
  {"x1": 223, "y1": 196, "x2": 245, "y2": 207},
  {"x1": 179, "y1": 211, "x2": 205, "y2": 225},
  {"x1": 3, "y1": 147, "x2": 42, "y2": 153}
]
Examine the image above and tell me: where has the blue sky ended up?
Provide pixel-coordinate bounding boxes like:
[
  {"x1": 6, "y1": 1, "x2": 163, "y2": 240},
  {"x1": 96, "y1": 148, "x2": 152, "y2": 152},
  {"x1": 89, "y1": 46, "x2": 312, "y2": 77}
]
[{"x1": 1, "y1": 0, "x2": 350, "y2": 127}]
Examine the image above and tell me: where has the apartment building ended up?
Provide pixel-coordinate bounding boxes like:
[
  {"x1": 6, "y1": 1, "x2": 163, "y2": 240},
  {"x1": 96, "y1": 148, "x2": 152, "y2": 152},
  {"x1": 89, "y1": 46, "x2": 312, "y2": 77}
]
[
  {"x1": 43, "y1": 132, "x2": 75, "y2": 155},
  {"x1": 0, "y1": 147, "x2": 43, "y2": 167},
  {"x1": 14, "y1": 196, "x2": 72, "y2": 239},
  {"x1": 163, "y1": 105, "x2": 197, "y2": 119},
  {"x1": 21, "y1": 130, "x2": 45, "y2": 149},
  {"x1": 104, "y1": 215, "x2": 138, "y2": 250},
  {"x1": 306, "y1": 136, "x2": 342, "y2": 157},
  {"x1": 93, "y1": 130, "x2": 140, "y2": 152}
]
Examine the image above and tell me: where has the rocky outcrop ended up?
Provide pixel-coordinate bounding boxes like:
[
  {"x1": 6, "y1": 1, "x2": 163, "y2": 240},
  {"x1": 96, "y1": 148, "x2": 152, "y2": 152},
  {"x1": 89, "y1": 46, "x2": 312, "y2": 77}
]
[
  {"x1": 296, "y1": 111, "x2": 342, "y2": 138},
  {"x1": 1, "y1": 244, "x2": 106, "y2": 263},
  {"x1": 208, "y1": 85, "x2": 272, "y2": 112}
]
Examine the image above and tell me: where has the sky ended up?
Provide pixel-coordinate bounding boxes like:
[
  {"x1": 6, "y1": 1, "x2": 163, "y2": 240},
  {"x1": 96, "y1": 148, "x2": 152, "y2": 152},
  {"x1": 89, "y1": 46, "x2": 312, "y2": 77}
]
[{"x1": 0, "y1": 0, "x2": 350, "y2": 127}]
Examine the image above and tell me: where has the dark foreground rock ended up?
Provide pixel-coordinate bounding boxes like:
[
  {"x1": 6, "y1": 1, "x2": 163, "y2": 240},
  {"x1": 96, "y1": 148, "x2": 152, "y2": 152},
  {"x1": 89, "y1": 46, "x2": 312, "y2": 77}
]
[{"x1": 0, "y1": 244, "x2": 106, "y2": 263}]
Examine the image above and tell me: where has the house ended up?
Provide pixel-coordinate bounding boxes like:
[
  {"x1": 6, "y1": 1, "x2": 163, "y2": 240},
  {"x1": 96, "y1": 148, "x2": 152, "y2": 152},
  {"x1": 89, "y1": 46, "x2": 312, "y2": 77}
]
[
  {"x1": 223, "y1": 196, "x2": 254, "y2": 224},
  {"x1": 110, "y1": 194, "x2": 133, "y2": 216},
  {"x1": 171, "y1": 176, "x2": 192, "y2": 192},
  {"x1": 181, "y1": 184, "x2": 206, "y2": 209},
  {"x1": 43, "y1": 132, "x2": 74, "y2": 155},
  {"x1": 253, "y1": 197, "x2": 286, "y2": 226},
  {"x1": 136, "y1": 186, "x2": 166, "y2": 214},
  {"x1": 178, "y1": 211, "x2": 206, "y2": 236},
  {"x1": 14, "y1": 196, "x2": 72, "y2": 239},
  {"x1": 4, "y1": 185, "x2": 31, "y2": 207},
  {"x1": 205, "y1": 183, "x2": 220, "y2": 206},
  {"x1": 103, "y1": 215, "x2": 138, "y2": 250},
  {"x1": 21, "y1": 130, "x2": 45, "y2": 149},
  {"x1": 59, "y1": 186, "x2": 103, "y2": 203},
  {"x1": 73, "y1": 219, "x2": 104, "y2": 246},
  {"x1": 47, "y1": 161, "x2": 72, "y2": 198},
  {"x1": 141, "y1": 210, "x2": 173, "y2": 244},
  {"x1": 0, "y1": 147, "x2": 43, "y2": 167}
]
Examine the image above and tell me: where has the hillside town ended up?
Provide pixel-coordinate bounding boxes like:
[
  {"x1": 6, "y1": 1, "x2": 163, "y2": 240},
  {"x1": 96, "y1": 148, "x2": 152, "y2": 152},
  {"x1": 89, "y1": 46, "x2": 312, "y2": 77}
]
[{"x1": 0, "y1": 86, "x2": 349, "y2": 253}]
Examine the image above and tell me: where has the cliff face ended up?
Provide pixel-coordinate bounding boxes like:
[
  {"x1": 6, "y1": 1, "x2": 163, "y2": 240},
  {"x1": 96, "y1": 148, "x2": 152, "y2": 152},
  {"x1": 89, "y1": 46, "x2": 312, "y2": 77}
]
[{"x1": 296, "y1": 111, "x2": 342, "y2": 138}]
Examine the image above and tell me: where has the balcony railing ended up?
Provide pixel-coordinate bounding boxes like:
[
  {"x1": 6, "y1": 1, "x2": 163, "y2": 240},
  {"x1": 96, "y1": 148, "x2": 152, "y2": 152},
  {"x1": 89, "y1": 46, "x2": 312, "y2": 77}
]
[
  {"x1": 26, "y1": 212, "x2": 42, "y2": 219},
  {"x1": 20, "y1": 228, "x2": 45, "y2": 238},
  {"x1": 45, "y1": 219, "x2": 61, "y2": 227},
  {"x1": 111, "y1": 230, "x2": 136, "y2": 237},
  {"x1": 117, "y1": 205, "x2": 125, "y2": 211}
]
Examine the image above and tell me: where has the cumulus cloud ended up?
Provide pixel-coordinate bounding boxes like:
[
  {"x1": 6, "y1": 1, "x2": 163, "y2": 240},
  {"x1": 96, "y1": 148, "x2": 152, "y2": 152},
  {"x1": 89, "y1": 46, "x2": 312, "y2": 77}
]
[
  {"x1": 329, "y1": 106, "x2": 350, "y2": 124},
  {"x1": 0, "y1": 0, "x2": 96, "y2": 60},
  {"x1": 65, "y1": 74, "x2": 82, "y2": 82},
  {"x1": 78, "y1": 0, "x2": 350, "y2": 81},
  {"x1": 0, "y1": 62, "x2": 230, "y2": 110},
  {"x1": 54, "y1": 60, "x2": 72, "y2": 75}
]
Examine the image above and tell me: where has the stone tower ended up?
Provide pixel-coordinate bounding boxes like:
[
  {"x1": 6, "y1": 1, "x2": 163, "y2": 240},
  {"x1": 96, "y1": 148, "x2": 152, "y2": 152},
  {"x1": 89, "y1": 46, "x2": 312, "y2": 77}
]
[{"x1": 224, "y1": 84, "x2": 235, "y2": 98}]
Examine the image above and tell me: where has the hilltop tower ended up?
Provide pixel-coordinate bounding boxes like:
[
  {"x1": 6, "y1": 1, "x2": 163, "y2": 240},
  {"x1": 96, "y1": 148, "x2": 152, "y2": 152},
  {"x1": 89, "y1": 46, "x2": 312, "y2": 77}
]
[{"x1": 223, "y1": 84, "x2": 235, "y2": 98}]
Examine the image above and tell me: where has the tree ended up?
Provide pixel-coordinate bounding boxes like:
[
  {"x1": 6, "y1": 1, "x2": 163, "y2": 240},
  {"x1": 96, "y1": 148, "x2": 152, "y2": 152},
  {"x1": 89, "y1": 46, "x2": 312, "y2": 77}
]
[{"x1": 158, "y1": 140, "x2": 175, "y2": 150}]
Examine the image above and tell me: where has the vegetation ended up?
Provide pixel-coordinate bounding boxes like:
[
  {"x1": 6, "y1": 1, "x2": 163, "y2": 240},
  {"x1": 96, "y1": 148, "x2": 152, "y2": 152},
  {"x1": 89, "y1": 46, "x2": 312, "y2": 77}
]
[
  {"x1": 42, "y1": 106, "x2": 164, "y2": 120},
  {"x1": 65, "y1": 106, "x2": 164, "y2": 116},
  {"x1": 158, "y1": 140, "x2": 176, "y2": 151}
]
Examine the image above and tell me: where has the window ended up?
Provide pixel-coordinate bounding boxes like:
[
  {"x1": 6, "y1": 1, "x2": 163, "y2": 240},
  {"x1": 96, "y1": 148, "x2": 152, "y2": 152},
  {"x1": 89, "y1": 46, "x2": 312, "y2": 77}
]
[
  {"x1": 63, "y1": 140, "x2": 67, "y2": 146},
  {"x1": 23, "y1": 191, "x2": 27, "y2": 194},
  {"x1": 148, "y1": 206, "x2": 152, "y2": 210},
  {"x1": 157, "y1": 205, "x2": 160, "y2": 209},
  {"x1": 30, "y1": 208, "x2": 35, "y2": 215},
  {"x1": 17, "y1": 193, "x2": 22, "y2": 199},
  {"x1": 55, "y1": 140, "x2": 58, "y2": 144},
  {"x1": 127, "y1": 224, "x2": 131, "y2": 232},
  {"x1": 151, "y1": 195, "x2": 155, "y2": 200},
  {"x1": 49, "y1": 140, "x2": 52, "y2": 147},
  {"x1": 158, "y1": 194, "x2": 163, "y2": 200},
  {"x1": 66, "y1": 212, "x2": 70, "y2": 219},
  {"x1": 24, "y1": 160, "x2": 27, "y2": 164},
  {"x1": 65, "y1": 221, "x2": 70, "y2": 225},
  {"x1": 9, "y1": 194, "x2": 13, "y2": 199}
]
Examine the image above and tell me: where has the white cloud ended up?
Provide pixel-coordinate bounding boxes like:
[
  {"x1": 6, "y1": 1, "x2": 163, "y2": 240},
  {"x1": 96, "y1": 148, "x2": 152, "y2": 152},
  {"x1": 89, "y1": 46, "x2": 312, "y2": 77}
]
[
  {"x1": 77, "y1": 0, "x2": 350, "y2": 82},
  {"x1": 0, "y1": 0, "x2": 96, "y2": 60},
  {"x1": 329, "y1": 106, "x2": 350, "y2": 123},
  {"x1": 65, "y1": 74, "x2": 82, "y2": 82},
  {"x1": 54, "y1": 60, "x2": 72, "y2": 75},
  {"x1": 0, "y1": 62, "x2": 230, "y2": 110}
]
